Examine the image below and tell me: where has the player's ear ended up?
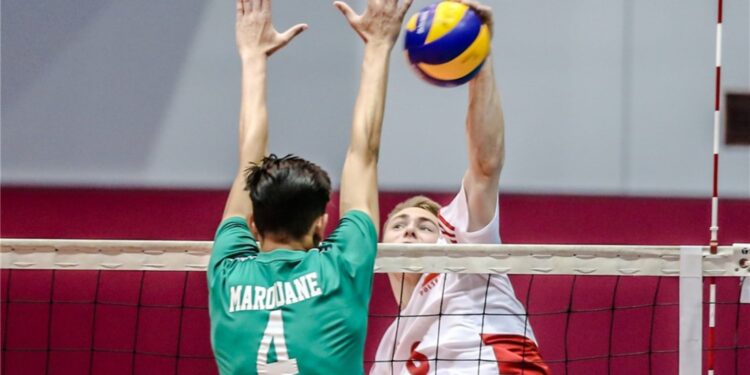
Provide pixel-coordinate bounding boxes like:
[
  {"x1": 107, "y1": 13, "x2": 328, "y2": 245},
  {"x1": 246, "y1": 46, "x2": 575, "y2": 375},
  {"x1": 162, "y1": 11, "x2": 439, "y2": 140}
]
[
  {"x1": 247, "y1": 213, "x2": 261, "y2": 240},
  {"x1": 315, "y1": 213, "x2": 329, "y2": 237},
  {"x1": 310, "y1": 213, "x2": 328, "y2": 247}
]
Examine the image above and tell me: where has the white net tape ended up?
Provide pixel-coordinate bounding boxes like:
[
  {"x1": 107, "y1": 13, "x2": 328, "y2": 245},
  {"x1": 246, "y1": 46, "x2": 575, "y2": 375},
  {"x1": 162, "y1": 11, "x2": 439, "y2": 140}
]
[{"x1": 2, "y1": 239, "x2": 748, "y2": 277}]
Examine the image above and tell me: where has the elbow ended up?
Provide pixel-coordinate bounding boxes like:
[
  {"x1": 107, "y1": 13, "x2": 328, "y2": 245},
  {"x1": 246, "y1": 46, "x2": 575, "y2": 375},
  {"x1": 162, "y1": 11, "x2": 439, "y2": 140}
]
[
  {"x1": 473, "y1": 160, "x2": 502, "y2": 179},
  {"x1": 363, "y1": 123, "x2": 382, "y2": 159},
  {"x1": 358, "y1": 146, "x2": 380, "y2": 166},
  {"x1": 346, "y1": 143, "x2": 380, "y2": 166},
  {"x1": 351, "y1": 131, "x2": 381, "y2": 164},
  {"x1": 473, "y1": 147, "x2": 504, "y2": 178},
  {"x1": 366, "y1": 138, "x2": 381, "y2": 161}
]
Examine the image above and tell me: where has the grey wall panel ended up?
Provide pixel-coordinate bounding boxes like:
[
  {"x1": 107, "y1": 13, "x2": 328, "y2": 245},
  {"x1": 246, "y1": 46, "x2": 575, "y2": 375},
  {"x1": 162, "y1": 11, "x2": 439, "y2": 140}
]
[
  {"x1": 626, "y1": 0, "x2": 749, "y2": 197},
  {"x1": 2, "y1": 0, "x2": 748, "y2": 197}
]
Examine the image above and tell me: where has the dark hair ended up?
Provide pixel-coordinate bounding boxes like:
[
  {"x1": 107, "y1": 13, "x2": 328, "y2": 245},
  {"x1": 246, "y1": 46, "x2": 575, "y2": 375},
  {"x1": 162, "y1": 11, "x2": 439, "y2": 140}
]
[{"x1": 245, "y1": 154, "x2": 331, "y2": 241}]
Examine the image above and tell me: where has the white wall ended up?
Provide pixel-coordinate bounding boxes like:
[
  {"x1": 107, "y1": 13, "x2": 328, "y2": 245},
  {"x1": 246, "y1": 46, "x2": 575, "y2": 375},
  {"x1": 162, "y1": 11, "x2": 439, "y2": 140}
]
[{"x1": 3, "y1": 0, "x2": 749, "y2": 197}]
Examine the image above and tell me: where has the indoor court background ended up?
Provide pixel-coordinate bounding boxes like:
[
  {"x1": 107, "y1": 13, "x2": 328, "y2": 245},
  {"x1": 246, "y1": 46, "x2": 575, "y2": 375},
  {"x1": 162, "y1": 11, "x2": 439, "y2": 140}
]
[{"x1": 2, "y1": 0, "x2": 749, "y2": 374}]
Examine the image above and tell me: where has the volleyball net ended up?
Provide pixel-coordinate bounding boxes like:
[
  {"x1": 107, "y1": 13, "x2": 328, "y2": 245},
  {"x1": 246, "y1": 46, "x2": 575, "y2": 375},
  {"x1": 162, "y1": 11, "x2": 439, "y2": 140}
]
[{"x1": 1, "y1": 239, "x2": 748, "y2": 374}]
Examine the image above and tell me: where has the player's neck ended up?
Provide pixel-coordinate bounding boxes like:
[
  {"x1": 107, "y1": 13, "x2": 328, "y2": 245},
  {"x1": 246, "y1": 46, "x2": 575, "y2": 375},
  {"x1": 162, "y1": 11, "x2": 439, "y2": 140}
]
[{"x1": 259, "y1": 235, "x2": 313, "y2": 253}]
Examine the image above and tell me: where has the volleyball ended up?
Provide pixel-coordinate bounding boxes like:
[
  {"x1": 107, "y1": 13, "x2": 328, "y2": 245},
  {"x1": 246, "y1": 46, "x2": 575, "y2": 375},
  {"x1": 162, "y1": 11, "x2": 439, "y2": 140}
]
[{"x1": 404, "y1": 1, "x2": 491, "y2": 87}]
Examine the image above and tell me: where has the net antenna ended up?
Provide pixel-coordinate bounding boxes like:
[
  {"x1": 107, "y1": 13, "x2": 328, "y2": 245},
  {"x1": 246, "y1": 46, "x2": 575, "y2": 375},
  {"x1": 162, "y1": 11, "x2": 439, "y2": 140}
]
[{"x1": 708, "y1": 0, "x2": 726, "y2": 373}]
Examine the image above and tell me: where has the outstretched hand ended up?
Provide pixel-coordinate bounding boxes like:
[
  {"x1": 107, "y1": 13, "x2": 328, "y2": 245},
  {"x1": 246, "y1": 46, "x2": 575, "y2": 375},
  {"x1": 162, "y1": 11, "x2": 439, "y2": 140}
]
[
  {"x1": 236, "y1": 0, "x2": 308, "y2": 59},
  {"x1": 450, "y1": 0, "x2": 494, "y2": 36},
  {"x1": 333, "y1": 0, "x2": 414, "y2": 48}
]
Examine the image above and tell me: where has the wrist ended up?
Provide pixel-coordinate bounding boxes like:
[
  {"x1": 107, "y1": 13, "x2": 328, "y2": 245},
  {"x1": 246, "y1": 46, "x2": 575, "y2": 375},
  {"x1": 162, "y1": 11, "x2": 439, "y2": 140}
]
[
  {"x1": 239, "y1": 50, "x2": 267, "y2": 64},
  {"x1": 364, "y1": 41, "x2": 394, "y2": 56},
  {"x1": 470, "y1": 57, "x2": 493, "y2": 84},
  {"x1": 241, "y1": 57, "x2": 268, "y2": 76}
]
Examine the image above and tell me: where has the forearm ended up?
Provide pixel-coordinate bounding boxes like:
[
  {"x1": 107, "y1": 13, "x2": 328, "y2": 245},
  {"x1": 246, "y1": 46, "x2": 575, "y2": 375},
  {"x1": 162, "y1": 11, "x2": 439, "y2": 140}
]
[
  {"x1": 348, "y1": 44, "x2": 392, "y2": 160},
  {"x1": 463, "y1": 57, "x2": 504, "y2": 231},
  {"x1": 238, "y1": 55, "x2": 269, "y2": 166},
  {"x1": 339, "y1": 43, "x2": 393, "y2": 225},
  {"x1": 222, "y1": 56, "x2": 269, "y2": 220},
  {"x1": 466, "y1": 57, "x2": 504, "y2": 179}
]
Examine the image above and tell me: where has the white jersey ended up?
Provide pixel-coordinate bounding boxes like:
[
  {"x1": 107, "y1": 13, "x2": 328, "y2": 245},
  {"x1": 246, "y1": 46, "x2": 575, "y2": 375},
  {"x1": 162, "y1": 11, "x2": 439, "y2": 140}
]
[{"x1": 371, "y1": 184, "x2": 537, "y2": 375}]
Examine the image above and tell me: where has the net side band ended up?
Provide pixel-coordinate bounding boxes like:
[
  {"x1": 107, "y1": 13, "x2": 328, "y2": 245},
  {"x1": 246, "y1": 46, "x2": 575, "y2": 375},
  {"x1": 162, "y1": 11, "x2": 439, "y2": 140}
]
[{"x1": 2, "y1": 239, "x2": 748, "y2": 276}]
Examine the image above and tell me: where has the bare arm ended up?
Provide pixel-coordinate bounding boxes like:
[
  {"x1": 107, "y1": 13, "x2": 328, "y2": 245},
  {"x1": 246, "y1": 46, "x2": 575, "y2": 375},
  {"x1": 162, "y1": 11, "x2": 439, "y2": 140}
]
[
  {"x1": 222, "y1": 0, "x2": 307, "y2": 221},
  {"x1": 334, "y1": 0, "x2": 414, "y2": 233},
  {"x1": 458, "y1": 1, "x2": 504, "y2": 232}
]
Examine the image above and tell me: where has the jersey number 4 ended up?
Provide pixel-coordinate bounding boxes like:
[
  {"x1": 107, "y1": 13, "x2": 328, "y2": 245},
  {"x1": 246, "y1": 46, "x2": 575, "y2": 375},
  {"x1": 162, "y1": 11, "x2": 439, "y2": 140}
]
[{"x1": 257, "y1": 310, "x2": 299, "y2": 375}]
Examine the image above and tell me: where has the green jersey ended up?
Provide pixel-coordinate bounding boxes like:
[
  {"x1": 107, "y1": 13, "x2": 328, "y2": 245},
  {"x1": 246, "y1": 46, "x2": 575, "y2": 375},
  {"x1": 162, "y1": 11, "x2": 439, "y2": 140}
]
[{"x1": 208, "y1": 211, "x2": 377, "y2": 375}]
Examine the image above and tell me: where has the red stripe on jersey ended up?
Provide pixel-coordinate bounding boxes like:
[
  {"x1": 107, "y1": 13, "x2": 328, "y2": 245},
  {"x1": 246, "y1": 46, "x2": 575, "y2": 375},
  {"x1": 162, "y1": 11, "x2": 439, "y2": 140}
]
[
  {"x1": 439, "y1": 224, "x2": 455, "y2": 237},
  {"x1": 437, "y1": 213, "x2": 455, "y2": 232},
  {"x1": 439, "y1": 231, "x2": 458, "y2": 243},
  {"x1": 481, "y1": 334, "x2": 551, "y2": 375},
  {"x1": 421, "y1": 273, "x2": 440, "y2": 287},
  {"x1": 440, "y1": 228, "x2": 456, "y2": 239}
]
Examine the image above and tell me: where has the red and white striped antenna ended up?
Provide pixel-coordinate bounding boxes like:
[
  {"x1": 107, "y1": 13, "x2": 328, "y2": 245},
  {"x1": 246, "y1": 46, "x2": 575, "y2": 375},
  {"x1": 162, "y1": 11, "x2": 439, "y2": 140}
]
[{"x1": 707, "y1": 0, "x2": 724, "y2": 374}]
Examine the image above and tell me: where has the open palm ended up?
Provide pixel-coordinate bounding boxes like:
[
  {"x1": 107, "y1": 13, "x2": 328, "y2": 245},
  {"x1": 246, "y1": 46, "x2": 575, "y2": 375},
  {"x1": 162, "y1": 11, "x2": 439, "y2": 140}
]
[
  {"x1": 334, "y1": 0, "x2": 414, "y2": 46},
  {"x1": 236, "y1": 0, "x2": 307, "y2": 58}
]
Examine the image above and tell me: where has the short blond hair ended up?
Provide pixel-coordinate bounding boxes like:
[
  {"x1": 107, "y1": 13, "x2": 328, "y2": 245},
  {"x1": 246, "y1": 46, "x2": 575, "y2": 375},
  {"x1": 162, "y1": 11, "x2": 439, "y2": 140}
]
[{"x1": 385, "y1": 195, "x2": 441, "y2": 225}]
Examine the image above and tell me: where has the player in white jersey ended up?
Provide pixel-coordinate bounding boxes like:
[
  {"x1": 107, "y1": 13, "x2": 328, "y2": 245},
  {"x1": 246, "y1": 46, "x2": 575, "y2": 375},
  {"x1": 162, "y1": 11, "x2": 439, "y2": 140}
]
[{"x1": 371, "y1": 1, "x2": 549, "y2": 374}]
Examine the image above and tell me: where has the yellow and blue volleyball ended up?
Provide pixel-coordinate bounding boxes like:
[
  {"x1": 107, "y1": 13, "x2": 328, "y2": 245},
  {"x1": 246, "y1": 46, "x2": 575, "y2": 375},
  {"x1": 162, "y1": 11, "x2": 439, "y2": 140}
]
[{"x1": 404, "y1": 1, "x2": 490, "y2": 87}]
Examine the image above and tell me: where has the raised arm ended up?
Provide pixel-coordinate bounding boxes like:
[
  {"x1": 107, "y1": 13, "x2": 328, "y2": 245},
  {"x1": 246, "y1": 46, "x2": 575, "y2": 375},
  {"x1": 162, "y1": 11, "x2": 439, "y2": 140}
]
[
  {"x1": 458, "y1": 1, "x2": 504, "y2": 232},
  {"x1": 334, "y1": 0, "x2": 413, "y2": 233},
  {"x1": 222, "y1": 0, "x2": 307, "y2": 220}
]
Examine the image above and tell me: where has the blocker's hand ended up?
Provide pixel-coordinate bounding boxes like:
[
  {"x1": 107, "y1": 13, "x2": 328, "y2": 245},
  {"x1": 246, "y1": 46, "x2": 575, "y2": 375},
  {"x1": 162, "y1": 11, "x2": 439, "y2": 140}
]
[
  {"x1": 334, "y1": 0, "x2": 414, "y2": 48},
  {"x1": 236, "y1": 0, "x2": 308, "y2": 59}
]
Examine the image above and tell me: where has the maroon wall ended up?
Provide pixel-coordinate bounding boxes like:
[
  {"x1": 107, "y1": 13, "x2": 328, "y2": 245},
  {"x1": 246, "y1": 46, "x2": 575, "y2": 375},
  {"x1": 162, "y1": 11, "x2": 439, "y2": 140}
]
[
  {"x1": 2, "y1": 187, "x2": 748, "y2": 374},
  {"x1": 2, "y1": 187, "x2": 748, "y2": 244}
]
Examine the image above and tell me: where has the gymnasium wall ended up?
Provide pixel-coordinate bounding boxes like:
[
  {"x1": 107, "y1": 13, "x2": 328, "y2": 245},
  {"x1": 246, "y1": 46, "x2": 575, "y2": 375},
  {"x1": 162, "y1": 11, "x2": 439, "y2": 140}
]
[
  {"x1": 3, "y1": 0, "x2": 749, "y2": 197},
  {"x1": 3, "y1": 2, "x2": 749, "y2": 373},
  {"x1": 2, "y1": 187, "x2": 749, "y2": 373},
  {"x1": 0, "y1": 187, "x2": 748, "y2": 245}
]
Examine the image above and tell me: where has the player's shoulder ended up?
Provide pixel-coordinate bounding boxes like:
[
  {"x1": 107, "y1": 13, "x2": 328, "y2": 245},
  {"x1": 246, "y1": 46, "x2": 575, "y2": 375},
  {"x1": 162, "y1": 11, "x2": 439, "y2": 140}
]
[
  {"x1": 437, "y1": 212, "x2": 459, "y2": 244},
  {"x1": 214, "y1": 216, "x2": 252, "y2": 239},
  {"x1": 333, "y1": 210, "x2": 377, "y2": 240},
  {"x1": 341, "y1": 209, "x2": 375, "y2": 226}
]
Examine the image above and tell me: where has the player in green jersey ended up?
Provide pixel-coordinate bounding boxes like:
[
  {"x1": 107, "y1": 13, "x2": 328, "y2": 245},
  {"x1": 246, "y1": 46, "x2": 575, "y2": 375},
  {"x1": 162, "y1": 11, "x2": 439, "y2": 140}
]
[{"x1": 208, "y1": 0, "x2": 413, "y2": 374}]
